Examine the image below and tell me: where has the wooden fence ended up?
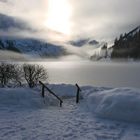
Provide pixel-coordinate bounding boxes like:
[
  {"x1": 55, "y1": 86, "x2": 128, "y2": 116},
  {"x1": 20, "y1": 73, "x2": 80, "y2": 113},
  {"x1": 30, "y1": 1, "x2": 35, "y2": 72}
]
[{"x1": 39, "y1": 81, "x2": 63, "y2": 107}]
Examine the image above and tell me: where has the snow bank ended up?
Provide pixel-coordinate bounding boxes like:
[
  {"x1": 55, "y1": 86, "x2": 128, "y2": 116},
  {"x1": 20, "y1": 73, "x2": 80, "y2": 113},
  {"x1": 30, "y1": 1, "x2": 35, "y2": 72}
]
[
  {"x1": 47, "y1": 84, "x2": 106, "y2": 98},
  {"x1": 48, "y1": 84, "x2": 77, "y2": 98},
  {"x1": 0, "y1": 84, "x2": 78, "y2": 110},
  {"x1": 86, "y1": 88, "x2": 140, "y2": 122},
  {"x1": 0, "y1": 88, "x2": 59, "y2": 109},
  {"x1": 1, "y1": 84, "x2": 140, "y2": 123}
]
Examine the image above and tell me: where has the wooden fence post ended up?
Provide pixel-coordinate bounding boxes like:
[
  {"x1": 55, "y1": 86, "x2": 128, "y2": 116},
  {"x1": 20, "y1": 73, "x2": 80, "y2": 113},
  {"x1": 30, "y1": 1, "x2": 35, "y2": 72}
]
[
  {"x1": 41, "y1": 85, "x2": 45, "y2": 98},
  {"x1": 75, "y1": 83, "x2": 81, "y2": 103},
  {"x1": 60, "y1": 101, "x2": 62, "y2": 107}
]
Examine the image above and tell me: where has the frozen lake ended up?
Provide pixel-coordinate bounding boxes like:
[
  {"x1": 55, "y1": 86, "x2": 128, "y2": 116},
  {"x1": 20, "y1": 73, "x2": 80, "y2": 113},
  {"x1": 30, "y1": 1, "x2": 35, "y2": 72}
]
[{"x1": 39, "y1": 61, "x2": 140, "y2": 88}]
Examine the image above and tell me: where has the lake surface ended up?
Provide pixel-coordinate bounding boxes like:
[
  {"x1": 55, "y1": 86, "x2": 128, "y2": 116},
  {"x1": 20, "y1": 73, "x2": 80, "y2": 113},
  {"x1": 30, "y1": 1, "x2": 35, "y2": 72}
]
[{"x1": 39, "y1": 61, "x2": 140, "y2": 88}]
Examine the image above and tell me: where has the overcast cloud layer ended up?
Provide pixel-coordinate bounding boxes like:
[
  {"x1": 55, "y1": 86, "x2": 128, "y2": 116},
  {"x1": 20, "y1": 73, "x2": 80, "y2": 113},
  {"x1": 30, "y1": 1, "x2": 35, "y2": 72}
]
[
  {"x1": 0, "y1": 0, "x2": 48, "y2": 28},
  {"x1": 0, "y1": 0, "x2": 140, "y2": 44},
  {"x1": 69, "y1": 0, "x2": 140, "y2": 42}
]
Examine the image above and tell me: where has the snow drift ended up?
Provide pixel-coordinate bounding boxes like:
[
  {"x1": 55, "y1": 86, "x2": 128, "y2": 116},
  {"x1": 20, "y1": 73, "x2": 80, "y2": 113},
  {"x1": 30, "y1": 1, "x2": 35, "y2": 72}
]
[
  {"x1": 1, "y1": 84, "x2": 140, "y2": 123},
  {"x1": 0, "y1": 84, "x2": 78, "y2": 110},
  {"x1": 86, "y1": 87, "x2": 140, "y2": 123},
  {"x1": 0, "y1": 88, "x2": 60, "y2": 109}
]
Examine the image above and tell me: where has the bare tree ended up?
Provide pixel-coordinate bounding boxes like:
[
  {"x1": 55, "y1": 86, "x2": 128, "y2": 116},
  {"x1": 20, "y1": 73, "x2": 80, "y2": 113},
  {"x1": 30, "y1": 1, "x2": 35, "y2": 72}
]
[
  {"x1": 11, "y1": 64, "x2": 23, "y2": 87},
  {"x1": 23, "y1": 64, "x2": 48, "y2": 88},
  {"x1": 0, "y1": 63, "x2": 21, "y2": 87}
]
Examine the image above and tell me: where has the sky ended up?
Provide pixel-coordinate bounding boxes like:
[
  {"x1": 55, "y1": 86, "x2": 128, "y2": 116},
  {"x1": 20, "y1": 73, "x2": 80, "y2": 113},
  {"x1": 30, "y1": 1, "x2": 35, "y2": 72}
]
[{"x1": 0, "y1": 0, "x2": 140, "y2": 44}]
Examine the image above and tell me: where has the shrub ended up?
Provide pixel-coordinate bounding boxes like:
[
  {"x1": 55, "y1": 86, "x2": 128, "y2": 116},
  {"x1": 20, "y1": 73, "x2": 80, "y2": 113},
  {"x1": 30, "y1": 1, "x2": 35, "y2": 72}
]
[
  {"x1": 0, "y1": 63, "x2": 20, "y2": 87},
  {"x1": 0, "y1": 63, "x2": 48, "y2": 88},
  {"x1": 23, "y1": 64, "x2": 48, "y2": 88}
]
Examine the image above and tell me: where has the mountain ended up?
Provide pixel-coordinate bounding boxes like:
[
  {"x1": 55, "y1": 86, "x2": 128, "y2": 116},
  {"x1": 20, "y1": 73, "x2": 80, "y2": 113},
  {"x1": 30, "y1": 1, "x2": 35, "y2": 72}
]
[
  {"x1": 0, "y1": 37, "x2": 66, "y2": 58},
  {"x1": 90, "y1": 43, "x2": 109, "y2": 61},
  {"x1": 69, "y1": 38, "x2": 110, "y2": 60},
  {"x1": 69, "y1": 38, "x2": 99, "y2": 47},
  {"x1": 111, "y1": 26, "x2": 140, "y2": 59},
  {"x1": 88, "y1": 40, "x2": 99, "y2": 45},
  {"x1": 0, "y1": 14, "x2": 66, "y2": 59}
]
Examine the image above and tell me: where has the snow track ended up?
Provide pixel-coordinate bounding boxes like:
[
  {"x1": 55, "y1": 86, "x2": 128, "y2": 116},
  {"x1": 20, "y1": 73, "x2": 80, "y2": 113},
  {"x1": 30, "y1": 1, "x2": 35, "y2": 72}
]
[{"x1": 1, "y1": 97, "x2": 140, "y2": 140}]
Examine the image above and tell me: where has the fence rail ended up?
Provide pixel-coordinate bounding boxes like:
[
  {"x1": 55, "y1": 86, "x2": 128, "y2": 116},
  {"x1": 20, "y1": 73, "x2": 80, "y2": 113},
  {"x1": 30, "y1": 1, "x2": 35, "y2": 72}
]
[{"x1": 39, "y1": 81, "x2": 63, "y2": 107}]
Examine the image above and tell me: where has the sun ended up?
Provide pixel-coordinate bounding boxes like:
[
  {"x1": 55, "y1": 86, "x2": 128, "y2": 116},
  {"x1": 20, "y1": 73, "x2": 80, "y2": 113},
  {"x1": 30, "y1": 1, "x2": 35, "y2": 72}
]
[{"x1": 44, "y1": 0, "x2": 72, "y2": 35}]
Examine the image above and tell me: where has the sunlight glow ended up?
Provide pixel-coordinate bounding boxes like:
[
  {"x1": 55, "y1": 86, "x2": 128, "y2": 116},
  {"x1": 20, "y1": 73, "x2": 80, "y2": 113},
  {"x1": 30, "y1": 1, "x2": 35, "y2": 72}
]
[{"x1": 45, "y1": 0, "x2": 72, "y2": 35}]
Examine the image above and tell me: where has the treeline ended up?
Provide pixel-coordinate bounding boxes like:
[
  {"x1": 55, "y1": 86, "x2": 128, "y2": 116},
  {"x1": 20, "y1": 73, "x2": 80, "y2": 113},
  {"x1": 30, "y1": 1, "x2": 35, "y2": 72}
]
[
  {"x1": 0, "y1": 63, "x2": 48, "y2": 88},
  {"x1": 0, "y1": 40, "x2": 21, "y2": 53},
  {"x1": 111, "y1": 26, "x2": 140, "y2": 59}
]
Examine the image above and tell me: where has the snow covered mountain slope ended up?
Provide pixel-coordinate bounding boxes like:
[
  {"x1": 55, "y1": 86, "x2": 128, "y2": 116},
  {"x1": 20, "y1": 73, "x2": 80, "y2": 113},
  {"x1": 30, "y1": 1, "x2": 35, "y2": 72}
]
[
  {"x1": 111, "y1": 26, "x2": 140, "y2": 60},
  {"x1": 68, "y1": 38, "x2": 109, "y2": 60},
  {"x1": 123, "y1": 26, "x2": 140, "y2": 40},
  {"x1": 69, "y1": 38, "x2": 99, "y2": 47},
  {"x1": 0, "y1": 14, "x2": 66, "y2": 59},
  {"x1": 0, "y1": 37, "x2": 66, "y2": 58}
]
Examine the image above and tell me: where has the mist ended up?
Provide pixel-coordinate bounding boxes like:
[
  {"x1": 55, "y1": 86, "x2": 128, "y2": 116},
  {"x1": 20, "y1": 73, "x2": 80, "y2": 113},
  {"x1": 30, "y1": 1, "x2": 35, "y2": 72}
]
[{"x1": 0, "y1": 50, "x2": 30, "y2": 61}]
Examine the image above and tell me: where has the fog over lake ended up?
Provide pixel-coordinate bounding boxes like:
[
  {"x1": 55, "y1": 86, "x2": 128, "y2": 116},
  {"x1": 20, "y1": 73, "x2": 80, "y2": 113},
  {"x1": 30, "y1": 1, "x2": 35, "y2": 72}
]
[{"x1": 38, "y1": 61, "x2": 140, "y2": 88}]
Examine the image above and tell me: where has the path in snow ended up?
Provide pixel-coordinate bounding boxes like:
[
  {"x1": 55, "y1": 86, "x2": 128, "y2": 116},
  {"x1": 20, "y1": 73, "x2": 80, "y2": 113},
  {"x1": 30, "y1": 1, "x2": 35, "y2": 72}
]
[{"x1": 0, "y1": 98, "x2": 140, "y2": 140}]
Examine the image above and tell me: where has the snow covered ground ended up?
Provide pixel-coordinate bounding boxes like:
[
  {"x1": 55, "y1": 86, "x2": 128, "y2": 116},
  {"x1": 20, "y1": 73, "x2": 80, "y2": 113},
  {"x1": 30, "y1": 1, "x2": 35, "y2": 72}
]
[{"x1": 0, "y1": 84, "x2": 140, "y2": 140}]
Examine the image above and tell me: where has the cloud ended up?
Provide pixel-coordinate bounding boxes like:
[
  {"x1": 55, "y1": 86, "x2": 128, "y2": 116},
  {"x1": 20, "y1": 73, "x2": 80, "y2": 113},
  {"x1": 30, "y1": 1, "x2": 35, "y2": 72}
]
[
  {"x1": 69, "y1": 0, "x2": 140, "y2": 42},
  {"x1": 0, "y1": 0, "x2": 48, "y2": 28},
  {"x1": 0, "y1": 0, "x2": 70, "y2": 43},
  {"x1": 0, "y1": 0, "x2": 140, "y2": 44},
  {"x1": 0, "y1": 0, "x2": 8, "y2": 3}
]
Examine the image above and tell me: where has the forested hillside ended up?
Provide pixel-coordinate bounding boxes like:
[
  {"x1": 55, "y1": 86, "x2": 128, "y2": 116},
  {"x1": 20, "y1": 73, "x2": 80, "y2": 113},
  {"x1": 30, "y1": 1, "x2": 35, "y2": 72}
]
[{"x1": 111, "y1": 26, "x2": 140, "y2": 59}]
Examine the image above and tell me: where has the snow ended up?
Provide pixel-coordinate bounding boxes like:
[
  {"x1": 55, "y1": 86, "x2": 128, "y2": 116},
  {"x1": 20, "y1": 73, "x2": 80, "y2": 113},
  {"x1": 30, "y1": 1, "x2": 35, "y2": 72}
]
[
  {"x1": 1, "y1": 84, "x2": 140, "y2": 140},
  {"x1": 48, "y1": 84, "x2": 78, "y2": 97},
  {"x1": 0, "y1": 88, "x2": 60, "y2": 109},
  {"x1": 85, "y1": 87, "x2": 140, "y2": 122}
]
